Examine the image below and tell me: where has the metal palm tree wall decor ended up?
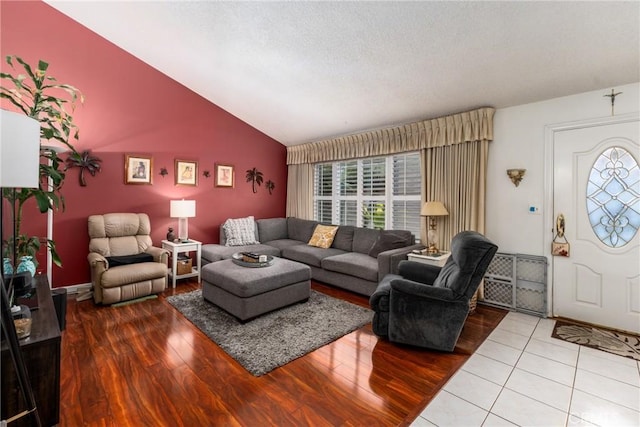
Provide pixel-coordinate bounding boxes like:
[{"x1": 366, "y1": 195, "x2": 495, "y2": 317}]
[
  {"x1": 245, "y1": 167, "x2": 263, "y2": 193},
  {"x1": 65, "y1": 150, "x2": 102, "y2": 186},
  {"x1": 265, "y1": 180, "x2": 275, "y2": 195}
]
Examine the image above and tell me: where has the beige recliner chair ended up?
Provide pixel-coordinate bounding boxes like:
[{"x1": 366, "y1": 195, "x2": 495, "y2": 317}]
[{"x1": 88, "y1": 213, "x2": 168, "y2": 304}]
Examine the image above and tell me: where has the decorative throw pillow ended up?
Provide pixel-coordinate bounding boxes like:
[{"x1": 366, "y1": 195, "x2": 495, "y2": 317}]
[
  {"x1": 368, "y1": 231, "x2": 411, "y2": 258},
  {"x1": 308, "y1": 224, "x2": 339, "y2": 249},
  {"x1": 223, "y1": 216, "x2": 259, "y2": 246}
]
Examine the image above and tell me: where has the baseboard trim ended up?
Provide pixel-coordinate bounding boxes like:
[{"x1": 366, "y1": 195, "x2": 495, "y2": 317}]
[{"x1": 56, "y1": 282, "x2": 92, "y2": 294}]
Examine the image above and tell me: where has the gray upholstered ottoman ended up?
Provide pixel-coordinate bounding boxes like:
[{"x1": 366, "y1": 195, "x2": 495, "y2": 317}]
[{"x1": 201, "y1": 257, "x2": 311, "y2": 321}]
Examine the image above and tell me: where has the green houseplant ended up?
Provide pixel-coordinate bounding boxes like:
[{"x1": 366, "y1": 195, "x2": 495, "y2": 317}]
[{"x1": 1, "y1": 55, "x2": 83, "y2": 269}]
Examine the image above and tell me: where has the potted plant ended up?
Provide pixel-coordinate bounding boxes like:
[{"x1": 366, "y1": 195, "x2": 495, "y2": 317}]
[{"x1": 1, "y1": 55, "x2": 83, "y2": 270}]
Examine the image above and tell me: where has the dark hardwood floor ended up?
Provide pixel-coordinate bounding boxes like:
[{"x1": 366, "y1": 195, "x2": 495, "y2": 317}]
[{"x1": 59, "y1": 280, "x2": 506, "y2": 426}]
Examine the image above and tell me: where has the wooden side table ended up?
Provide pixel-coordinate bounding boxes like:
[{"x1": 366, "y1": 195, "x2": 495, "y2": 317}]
[
  {"x1": 1, "y1": 275, "x2": 61, "y2": 427},
  {"x1": 406, "y1": 251, "x2": 451, "y2": 267},
  {"x1": 161, "y1": 239, "x2": 202, "y2": 288}
]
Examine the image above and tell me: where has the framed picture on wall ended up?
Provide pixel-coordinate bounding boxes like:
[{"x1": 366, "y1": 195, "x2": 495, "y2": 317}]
[
  {"x1": 125, "y1": 154, "x2": 153, "y2": 185},
  {"x1": 175, "y1": 159, "x2": 198, "y2": 186},
  {"x1": 215, "y1": 163, "x2": 234, "y2": 188}
]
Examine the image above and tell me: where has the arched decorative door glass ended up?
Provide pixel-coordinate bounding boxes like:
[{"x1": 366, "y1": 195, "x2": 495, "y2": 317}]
[{"x1": 586, "y1": 146, "x2": 640, "y2": 247}]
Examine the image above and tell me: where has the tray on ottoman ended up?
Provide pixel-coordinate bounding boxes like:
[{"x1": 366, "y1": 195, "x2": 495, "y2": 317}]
[
  {"x1": 231, "y1": 252, "x2": 275, "y2": 268},
  {"x1": 201, "y1": 257, "x2": 311, "y2": 321}
]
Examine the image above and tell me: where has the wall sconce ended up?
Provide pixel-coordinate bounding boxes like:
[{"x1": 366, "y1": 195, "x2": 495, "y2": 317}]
[{"x1": 506, "y1": 169, "x2": 526, "y2": 187}]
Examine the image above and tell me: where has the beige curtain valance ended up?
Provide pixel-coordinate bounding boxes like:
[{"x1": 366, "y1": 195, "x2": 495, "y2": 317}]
[{"x1": 287, "y1": 107, "x2": 494, "y2": 165}]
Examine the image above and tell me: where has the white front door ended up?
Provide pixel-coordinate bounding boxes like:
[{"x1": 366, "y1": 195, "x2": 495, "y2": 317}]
[{"x1": 552, "y1": 117, "x2": 640, "y2": 333}]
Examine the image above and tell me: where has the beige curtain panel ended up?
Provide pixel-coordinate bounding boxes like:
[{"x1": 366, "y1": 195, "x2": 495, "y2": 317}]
[
  {"x1": 421, "y1": 140, "x2": 489, "y2": 249},
  {"x1": 287, "y1": 107, "x2": 494, "y2": 164},
  {"x1": 285, "y1": 163, "x2": 314, "y2": 220}
]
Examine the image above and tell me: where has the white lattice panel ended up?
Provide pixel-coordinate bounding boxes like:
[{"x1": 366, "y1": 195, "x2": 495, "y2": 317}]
[{"x1": 482, "y1": 252, "x2": 548, "y2": 317}]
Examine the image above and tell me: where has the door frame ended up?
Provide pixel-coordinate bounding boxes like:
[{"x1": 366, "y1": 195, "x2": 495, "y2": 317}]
[{"x1": 543, "y1": 112, "x2": 639, "y2": 318}]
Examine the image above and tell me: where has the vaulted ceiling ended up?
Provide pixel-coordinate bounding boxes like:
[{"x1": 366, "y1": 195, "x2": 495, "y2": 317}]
[{"x1": 45, "y1": 1, "x2": 640, "y2": 146}]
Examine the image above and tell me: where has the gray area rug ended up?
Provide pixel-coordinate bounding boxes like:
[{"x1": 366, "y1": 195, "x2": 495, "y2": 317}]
[{"x1": 166, "y1": 289, "x2": 373, "y2": 376}]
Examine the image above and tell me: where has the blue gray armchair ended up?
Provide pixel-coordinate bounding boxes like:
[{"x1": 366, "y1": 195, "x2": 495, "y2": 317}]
[{"x1": 369, "y1": 231, "x2": 498, "y2": 351}]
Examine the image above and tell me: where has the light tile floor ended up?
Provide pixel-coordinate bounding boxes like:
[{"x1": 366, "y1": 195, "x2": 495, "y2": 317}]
[{"x1": 412, "y1": 311, "x2": 640, "y2": 427}]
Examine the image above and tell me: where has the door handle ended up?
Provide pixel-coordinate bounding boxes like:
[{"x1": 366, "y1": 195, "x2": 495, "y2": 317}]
[
  {"x1": 552, "y1": 214, "x2": 570, "y2": 256},
  {"x1": 556, "y1": 214, "x2": 565, "y2": 237}
]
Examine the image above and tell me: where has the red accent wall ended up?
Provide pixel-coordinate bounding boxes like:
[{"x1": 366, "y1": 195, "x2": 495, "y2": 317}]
[{"x1": 1, "y1": 1, "x2": 288, "y2": 287}]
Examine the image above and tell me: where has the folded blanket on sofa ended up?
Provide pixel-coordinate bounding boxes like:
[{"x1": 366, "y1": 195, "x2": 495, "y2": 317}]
[{"x1": 106, "y1": 253, "x2": 154, "y2": 267}]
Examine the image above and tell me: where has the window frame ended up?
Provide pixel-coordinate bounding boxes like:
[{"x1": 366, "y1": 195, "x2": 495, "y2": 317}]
[{"x1": 313, "y1": 152, "x2": 422, "y2": 239}]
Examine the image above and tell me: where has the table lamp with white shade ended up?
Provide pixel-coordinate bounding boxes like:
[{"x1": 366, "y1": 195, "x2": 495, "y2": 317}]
[
  {"x1": 170, "y1": 199, "x2": 196, "y2": 242},
  {"x1": 421, "y1": 201, "x2": 449, "y2": 254}
]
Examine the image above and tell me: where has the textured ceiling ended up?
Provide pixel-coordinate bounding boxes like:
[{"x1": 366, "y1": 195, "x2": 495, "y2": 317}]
[{"x1": 45, "y1": 1, "x2": 640, "y2": 146}]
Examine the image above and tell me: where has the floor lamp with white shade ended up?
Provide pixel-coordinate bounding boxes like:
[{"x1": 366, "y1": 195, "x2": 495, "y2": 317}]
[
  {"x1": 1, "y1": 109, "x2": 41, "y2": 274},
  {"x1": 0, "y1": 108, "x2": 42, "y2": 426}
]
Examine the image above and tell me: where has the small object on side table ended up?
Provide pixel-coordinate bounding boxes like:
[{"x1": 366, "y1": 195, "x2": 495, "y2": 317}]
[
  {"x1": 176, "y1": 257, "x2": 193, "y2": 275},
  {"x1": 166, "y1": 227, "x2": 176, "y2": 242},
  {"x1": 11, "y1": 304, "x2": 32, "y2": 339},
  {"x1": 16, "y1": 255, "x2": 36, "y2": 277},
  {"x1": 3, "y1": 257, "x2": 13, "y2": 275}
]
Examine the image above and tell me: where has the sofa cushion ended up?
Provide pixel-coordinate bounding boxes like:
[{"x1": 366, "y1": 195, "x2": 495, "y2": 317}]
[
  {"x1": 368, "y1": 230, "x2": 414, "y2": 258},
  {"x1": 352, "y1": 227, "x2": 381, "y2": 254},
  {"x1": 432, "y1": 231, "x2": 498, "y2": 299},
  {"x1": 331, "y1": 225, "x2": 354, "y2": 251},
  {"x1": 308, "y1": 224, "x2": 339, "y2": 249},
  {"x1": 282, "y1": 245, "x2": 346, "y2": 268},
  {"x1": 101, "y1": 262, "x2": 167, "y2": 288},
  {"x1": 257, "y1": 218, "x2": 288, "y2": 242},
  {"x1": 219, "y1": 221, "x2": 259, "y2": 245},
  {"x1": 223, "y1": 216, "x2": 259, "y2": 246},
  {"x1": 90, "y1": 235, "x2": 146, "y2": 258},
  {"x1": 263, "y1": 239, "x2": 305, "y2": 252},
  {"x1": 321, "y1": 252, "x2": 379, "y2": 282},
  {"x1": 287, "y1": 217, "x2": 318, "y2": 242}
]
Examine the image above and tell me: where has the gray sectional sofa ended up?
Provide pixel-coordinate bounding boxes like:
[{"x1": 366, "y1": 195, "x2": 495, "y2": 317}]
[{"x1": 201, "y1": 217, "x2": 422, "y2": 296}]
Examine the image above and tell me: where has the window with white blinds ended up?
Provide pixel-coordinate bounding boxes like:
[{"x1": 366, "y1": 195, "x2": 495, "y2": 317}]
[
  {"x1": 313, "y1": 152, "x2": 422, "y2": 240},
  {"x1": 391, "y1": 153, "x2": 421, "y2": 237},
  {"x1": 314, "y1": 163, "x2": 333, "y2": 224}
]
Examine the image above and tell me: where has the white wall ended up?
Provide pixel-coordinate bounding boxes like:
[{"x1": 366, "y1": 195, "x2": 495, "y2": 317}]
[{"x1": 486, "y1": 82, "x2": 639, "y2": 256}]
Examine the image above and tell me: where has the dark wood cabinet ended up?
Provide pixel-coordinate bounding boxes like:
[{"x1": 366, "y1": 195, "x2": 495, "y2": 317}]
[{"x1": 2, "y1": 275, "x2": 61, "y2": 426}]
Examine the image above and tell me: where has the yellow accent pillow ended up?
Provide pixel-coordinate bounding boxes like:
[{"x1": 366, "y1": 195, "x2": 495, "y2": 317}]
[{"x1": 308, "y1": 225, "x2": 339, "y2": 249}]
